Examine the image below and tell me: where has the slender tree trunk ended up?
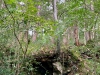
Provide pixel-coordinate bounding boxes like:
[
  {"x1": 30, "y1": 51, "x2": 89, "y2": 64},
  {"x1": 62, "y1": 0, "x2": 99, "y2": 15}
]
[
  {"x1": 84, "y1": 0, "x2": 92, "y2": 44},
  {"x1": 84, "y1": 31, "x2": 89, "y2": 44},
  {"x1": 61, "y1": 0, "x2": 68, "y2": 46},
  {"x1": 53, "y1": 0, "x2": 58, "y2": 21},
  {"x1": 32, "y1": 5, "x2": 41, "y2": 42},
  {"x1": 90, "y1": 0, "x2": 95, "y2": 40},
  {"x1": 88, "y1": 31, "x2": 91, "y2": 40},
  {"x1": 23, "y1": 29, "x2": 28, "y2": 58},
  {"x1": 32, "y1": 30, "x2": 37, "y2": 42},
  {"x1": 85, "y1": 0, "x2": 94, "y2": 42},
  {"x1": 63, "y1": 35, "x2": 68, "y2": 45},
  {"x1": 51, "y1": 0, "x2": 58, "y2": 44},
  {"x1": 74, "y1": 24, "x2": 79, "y2": 46},
  {"x1": 53, "y1": 1, "x2": 62, "y2": 75},
  {"x1": 53, "y1": 0, "x2": 60, "y2": 54},
  {"x1": 62, "y1": 29, "x2": 68, "y2": 46}
]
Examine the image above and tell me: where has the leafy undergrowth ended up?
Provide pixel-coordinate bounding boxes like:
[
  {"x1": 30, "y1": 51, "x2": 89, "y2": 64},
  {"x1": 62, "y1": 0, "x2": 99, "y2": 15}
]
[
  {"x1": 24, "y1": 45, "x2": 100, "y2": 75},
  {"x1": 70, "y1": 45, "x2": 100, "y2": 75},
  {"x1": 0, "y1": 42, "x2": 100, "y2": 75},
  {"x1": 81, "y1": 59, "x2": 100, "y2": 75},
  {"x1": 24, "y1": 44, "x2": 100, "y2": 75}
]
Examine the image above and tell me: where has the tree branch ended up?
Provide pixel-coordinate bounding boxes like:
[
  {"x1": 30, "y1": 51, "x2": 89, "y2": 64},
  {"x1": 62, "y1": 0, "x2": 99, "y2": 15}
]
[{"x1": 3, "y1": 0, "x2": 24, "y2": 53}]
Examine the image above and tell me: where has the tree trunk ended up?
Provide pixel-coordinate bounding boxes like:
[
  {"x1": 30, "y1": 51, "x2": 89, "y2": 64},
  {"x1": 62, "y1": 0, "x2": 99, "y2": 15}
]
[
  {"x1": 53, "y1": 0, "x2": 58, "y2": 21},
  {"x1": 74, "y1": 24, "x2": 79, "y2": 46},
  {"x1": 63, "y1": 35, "x2": 68, "y2": 45},
  {"x1": 51, "y1": 0, "x2": 58, "y2": 44},
  {"x1": 32, "y1": 30, "x2": 37, "y2": 42},
  {"x1": 32, "y1": 5, "x2": 41, "y2": 42},
  {"x1": 62, "y1": 29, "x2": 68, "y2": 46}
]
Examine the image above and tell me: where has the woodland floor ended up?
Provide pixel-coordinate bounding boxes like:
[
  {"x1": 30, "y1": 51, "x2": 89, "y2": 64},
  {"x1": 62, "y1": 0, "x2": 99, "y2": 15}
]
[{"x1": 25, "y1": 45, "x2": 100, "y2": 75}]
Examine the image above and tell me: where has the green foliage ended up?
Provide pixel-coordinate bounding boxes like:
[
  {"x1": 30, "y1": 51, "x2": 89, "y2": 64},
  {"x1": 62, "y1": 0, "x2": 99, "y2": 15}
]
[
  {"x1": 0, "y1": 0, "x2": 100, "y2": 74},
  {"x1": 0, "y1": 67, "x2": 14, "y2": 75},
  {"x1": 94, "y1": 0, "x2": 100, "y2": 13},
  {"x1": 84, "y1": 59, "x2": 100, "y2": 75}
]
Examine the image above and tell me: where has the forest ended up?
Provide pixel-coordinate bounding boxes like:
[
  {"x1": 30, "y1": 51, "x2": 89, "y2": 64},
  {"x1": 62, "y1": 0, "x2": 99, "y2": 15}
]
[{"x1": 0, "y1": 0, "x2": 100, "y2": 75}]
